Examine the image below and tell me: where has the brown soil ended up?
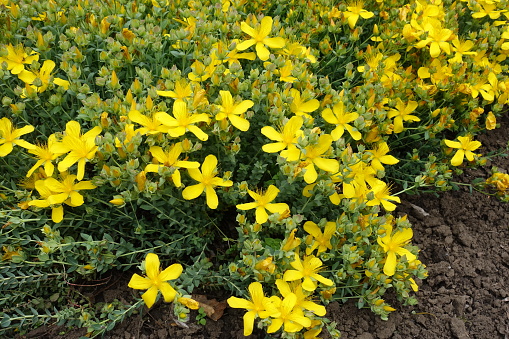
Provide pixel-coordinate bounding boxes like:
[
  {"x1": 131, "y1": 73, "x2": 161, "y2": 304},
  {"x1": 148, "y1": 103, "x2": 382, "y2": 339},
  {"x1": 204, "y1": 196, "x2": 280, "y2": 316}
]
[{"x1": 23, "y1": 116, "x2": 509, "y2": 339}]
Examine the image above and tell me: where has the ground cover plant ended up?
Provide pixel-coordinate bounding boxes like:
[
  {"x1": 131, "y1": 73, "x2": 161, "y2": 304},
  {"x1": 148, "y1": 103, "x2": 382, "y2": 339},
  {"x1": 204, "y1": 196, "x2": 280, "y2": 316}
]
[{"x1": 0, "y1": 0, "x2": 508, "y2": 337}]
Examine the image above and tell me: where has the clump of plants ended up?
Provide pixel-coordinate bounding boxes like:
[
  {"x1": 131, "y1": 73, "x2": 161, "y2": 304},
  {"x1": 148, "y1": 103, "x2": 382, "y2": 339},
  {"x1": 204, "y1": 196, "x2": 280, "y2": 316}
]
[{"x1": 0, "y1": 0, "x2": 508, "y2": 337}]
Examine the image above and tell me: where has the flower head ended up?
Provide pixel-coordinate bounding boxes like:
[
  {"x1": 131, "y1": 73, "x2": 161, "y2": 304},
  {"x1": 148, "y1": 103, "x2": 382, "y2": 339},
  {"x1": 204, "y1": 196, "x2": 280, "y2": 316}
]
[
  {"x1": 236, "y1": 185, "x2": 289, "y2": 224},
  {"x1": 267, "y1": 293, "x2": 312, "y2": 333},
  {"x1": 128, "y1": 253, "x2": 183, "y2": 308},
  {"x1": 0, "y1": 43, "x2": 39, "y2": 75},
  {"x1": 145, "y1": 143, "x2": 200, "y2": 187},
  {"x1": 26, "y1": 134, "x2": 64, "y2": 177},
  {"x1": 28, "y1": 175, "x2": 96, "y2": 223},
  {"x1": 444, "y1": 135, "x2": 482, "y2": 166},
  {"x1": 182, "y1": 154, "x2": 233, "y2": 209},
  {"x1": 343, "y1": 1, "x2": 375, "y2": 29},
  {"x1": 283, "y1": 254, "x2": 334, "y2": 291},
  {"x1": 366, "y1": 141, "x2": 399, "y2": 172},
  {"x1": 377, "y1": 223, "x2": 416, "y2": 276},
  {"x1": 50, "y1": 121, "x2": 102, "y2": 180},
  {"x1": 215, "y1": 90, "x2": 253, "y2": 131},
  {"x1": 300, "y1": 134, "x2": 339, "y2": 184},
  {"x1": 155, "y1": 101, "x2": 210, "y2": 141},
  {"x1": 261, "y1": 116, "x2": 304, "y2": 161},
  {"x1": 227, "y1": 282, "x2": 279, "y2": 336},
  {"x1": 304, "y1": 221, "x2": 336, "y2": 255},
  {"x1": 0, "y1": 117, "x2": 35, "y2": 157},
  {"x1": 387, "y1": 99, "x2": 420, "y2": 133},
  {"x1": 236, "y1": 16, "x2": 286, "y2": 61},
  {"x1": 322, "y1": 102, "x2": 362, "y2": 141},
  {"x1": 289, "y1": 89, "x2": 320, "y2": 118}
]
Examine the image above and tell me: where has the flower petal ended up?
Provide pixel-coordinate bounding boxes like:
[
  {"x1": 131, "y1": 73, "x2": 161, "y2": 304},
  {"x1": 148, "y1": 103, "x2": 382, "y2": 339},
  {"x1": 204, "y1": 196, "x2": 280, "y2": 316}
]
[
  {"x1": 128, "y1": 273, "x2": 153, "y2": 290},
  {"x1": 141, "y1": 286, "x2": 159, "y2": 308},
  {"x1": 159, "y1": 281, "x2": 177, "y2": 302}
]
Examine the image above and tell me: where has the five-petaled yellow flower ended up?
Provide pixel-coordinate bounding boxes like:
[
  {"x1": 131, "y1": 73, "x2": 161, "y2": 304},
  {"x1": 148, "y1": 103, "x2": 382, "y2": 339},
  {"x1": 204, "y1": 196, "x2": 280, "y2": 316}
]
[
  {"x1": 267, "y1": 293, "x2": 312, "y2": 333},
  {"x1": 366, "y1": 141, "x2": 399, "y2": 172},
  {"x1": 182, "y1": 154, "x2": 233, "y2": 209},
  {"x1": 366, "y1": 181, "x2": 401, "y2": 211},
  {"x1": 227, "y1": 282, "x2": 279, "y2": 336},
  {"x1": 322, "y1": 101, "x2": 362, "y2": 141},
  {"x1": 387, "y1": 99, "x2": 420, "y2": 133},
  {"x1": 377, "y1": 223, "x2": 416, "y2": 276},
  {"x1": 304, "y1": 221, "x2": 336, "y2": 255},
  {"x1": 50, "y1": 121, "x2": 102, "y2": 180},
  {"x1": 215, "y1": 90, "x2": 254, "y2": 132},
  {"x1": 236, "y1": 185, "x2": 289, "y2": 224},
  {"x1": 0, "y1": 43, "x2": 39, "y2": 75},
  {"x1": 377, "y1": 224, "x2": 416, "y2": 276},
  {"x1": 236, "y1": 16, "x2": 286, "y2": 61},
  {"x1": 28, "y1": 175, "x2": 96, "y2": 223},
  {"x1": 261, "y1": 116, "x2": 304, "y2": 161},
  {"x1": 444, "y1": 135, "x2": 482, "y2": 166},
  {"x1": 300, "y1": 134, "x2": 339, "y2": 184},
  {"x1": 128, "y1": 253, "x2": 183, "y2": 308},
  {"x1": 343, "y1": 1, "x2": 375, "y2": 29},
  {"x1": 145, "y1": 143, "x2": 200, "y2": 187},
  {"x1": 283, "y1": 253, "x2": 334, "y2": 291},
  {"x1": 155, "y1": 101, "x2": 210, "y2": 141},
  {"x1": 0, "y1": 117, "x2": 35, "y2": 157},
  {"x1": 26, "y1": 134, "x2": 64, "y2": 177}
]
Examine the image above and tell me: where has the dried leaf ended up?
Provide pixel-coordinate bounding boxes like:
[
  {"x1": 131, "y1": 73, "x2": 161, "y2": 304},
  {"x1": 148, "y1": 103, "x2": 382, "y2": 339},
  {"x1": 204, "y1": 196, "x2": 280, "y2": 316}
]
[{"x1": 192, "y1": 294, "x2": 228, "y2": 321}]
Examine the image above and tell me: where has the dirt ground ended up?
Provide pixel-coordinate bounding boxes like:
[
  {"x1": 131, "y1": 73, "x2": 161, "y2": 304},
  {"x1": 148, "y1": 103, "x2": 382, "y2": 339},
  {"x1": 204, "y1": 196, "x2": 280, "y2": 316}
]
[{"x1": 23, "y1": 116, "x2": 509, "y2": 339}]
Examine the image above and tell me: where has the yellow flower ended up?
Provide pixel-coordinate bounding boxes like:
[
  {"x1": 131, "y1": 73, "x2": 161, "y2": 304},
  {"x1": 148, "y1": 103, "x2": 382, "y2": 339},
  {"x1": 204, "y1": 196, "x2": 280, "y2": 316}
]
[
  {"x1": 275, "y1": 279, "x2": 326, "y2": 316},
  {"x1": 28, "y1": 175, "x2": 96, "y2": 223},
  {"x1": 26, "y1": 134, "x2": 64, "y2": 177},
  {"x1": 283, "y1": 253, "x2": 333, "y2": 291},
  {"x1": 304, "y1": 221, "x2": 336, "y2": 255},
  {"x1": 44, "y1": 175, "x2": 96, "y2": 206},
  {"x1": 277, "y1": 60, "x2": 297, "y2": 83},
  {"x1": 145, "y1": 143, "x2": 200, "y2": 187},
  {"x1": 387, "y1": 99, "x2": 420, "y2": 133},
  {"x1": 414, "y1": 19, "x2": 453, "y2": 58},
  {"x1": 128, "y1": 110, "x2": 170, "y2": 136},
  {"x1": 156, "y1": 79, "x2": 192, "y2": 103},
  {"x1": 0, "y1": 117, "x2": 35, "y2": 157},
  {"x1": 448, "y1": 39, "x2": 477, "y2": 64},
  {"x1": 222, "y1": 40, "x2": 256, "y2": 66},
  {"x1": 261, "y1": 116, "x2": 304, "y2": 161},
  {"x1": 18, "y1": 60, "x2": 69, "y2": 93},
  {"x1": 300, "y1": 134, "x2": 339, "y2": 184},
  {"x1": 377, "y1": 223, "x2": 416, "y2": 276},
  {"x1": 0, "y1": 43, "x2": 39, "y2": 75},
  {"x1": 128, "y1": 253, "x2": 183, "y2": 308},
  {"x1": 236, "y1": 185, "x2": 289, "y2": 224},
  {"x1": 267, "y1": 293, "x2": 312, "y2": 333},
  {"x1": 227, "y1": 282, "x2": 278, "y2": 336},
  {"x1": 322, "y1": 101, "x2": 362, "y2": 141},
  {"x1": 50, "y1": 121, "x2": 102, "y2": 180},
  {"x1": 182, "y1": 154, "x2": 233, "y2": 209},
  {"x1": 366, "y1": 141, "x2": 399, "y2": 172},
  {"x1": 155, "y1": 101, "x2": 210, "y2": 141},
  {"x1": 236, "y1": 16, "x2": 286, "y2": 61},
  {"x1": 471, "y1": 2, "x2": 507, "y2": 20},
  {"x1": 289, "y1": 89, "x2": 320, "y2": 118},
  {"x1": 343, "y1": 1, "x2": 375, "y2": 29},
  {"x1": 366, "y1": 181, "x2": 401, "y2": 211},
  {"x1": 215, "y1": 90, "x2": 253, "y2": 132},
  {"x1": 444, "y1": 135, "x2": 482, "y2": 166}
]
